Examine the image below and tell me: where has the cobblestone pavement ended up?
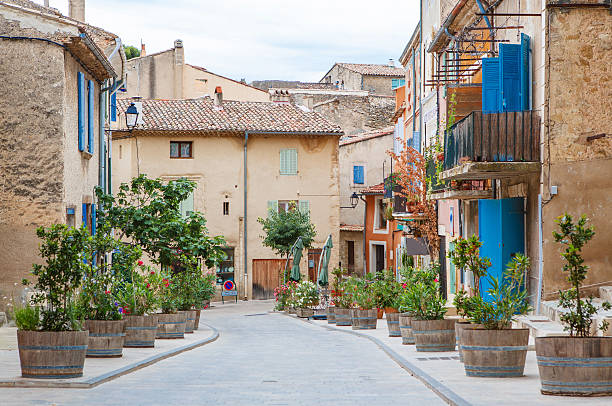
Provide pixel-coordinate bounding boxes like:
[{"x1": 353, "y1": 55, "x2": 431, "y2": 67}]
[{"x1": 0, "y1": 301, "x2": 445, "y2": 406}]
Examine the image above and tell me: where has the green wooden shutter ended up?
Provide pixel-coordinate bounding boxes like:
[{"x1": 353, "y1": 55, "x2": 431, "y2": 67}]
[
  {"x1": 299, "y1": 200, "x2": 310, "y2": 215},
  {"x1": 280, "y1": 149, "x2": 297, "y2": 175},
  {"x1": 289, "y1": 149, "x2": 298, "y2": 174},
  {"x1": 267, "y1": 200, "x2": 278, "y2": 216}
]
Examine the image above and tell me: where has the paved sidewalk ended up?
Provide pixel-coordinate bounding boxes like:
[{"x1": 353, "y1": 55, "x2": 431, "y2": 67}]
[
  {"x1": 0, "y1": 321, "x2": 217, "y2": 388},
  {"x1": 301, "y1": 314, "x2": 611, "y2": 406}
]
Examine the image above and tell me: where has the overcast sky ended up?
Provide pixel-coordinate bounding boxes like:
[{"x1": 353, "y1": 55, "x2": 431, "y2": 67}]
[{"x1": 43, "y1": 0, "x2": 419, "y2": 83}]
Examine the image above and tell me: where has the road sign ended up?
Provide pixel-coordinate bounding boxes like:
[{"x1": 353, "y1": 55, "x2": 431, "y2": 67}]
[{"x1": 222, "y1": 279, "x2": 237, "y2": 303}]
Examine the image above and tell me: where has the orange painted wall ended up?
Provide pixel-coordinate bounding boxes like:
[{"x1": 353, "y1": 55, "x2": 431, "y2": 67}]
[{"x1": 363, "y1": 194, "x2": 403, "y2": 275}]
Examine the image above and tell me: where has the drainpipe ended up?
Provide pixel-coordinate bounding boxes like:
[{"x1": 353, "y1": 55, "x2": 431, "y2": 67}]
[
  {"x1": 536, "y1": 194, "x2": 544, "y2": 314},
  {"x1": 243, "y1": 131, "x2": 249, "y2": 300},
  {"x1": 99, "y1": 80, "x2": 106, "y2": 192},
  {"x1": 419, "y1": 0, "x2": 423, "y2": 141},
  {"x1": 360, "y1": 195, "x2": 367, "y2": 275},
  {"x1": 412, "y1": 54, "x2": 416, "y2": 133}
]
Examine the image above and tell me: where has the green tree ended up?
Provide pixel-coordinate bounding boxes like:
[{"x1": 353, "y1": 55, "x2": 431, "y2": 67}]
[
  {"x1": 96, "y1": 174, "x2": 226, "y2": 269},
  {"x1": 123, "y1": 45, "x2": 140, "y2": 60},
  {"x1": 257, "y1": 204, "x2": 316, "y2": 260}
]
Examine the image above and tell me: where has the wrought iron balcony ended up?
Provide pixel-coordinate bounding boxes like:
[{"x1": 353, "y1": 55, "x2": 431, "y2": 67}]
[{"x1": 441, "y1": 110, "x2": 541, "y2": 180}]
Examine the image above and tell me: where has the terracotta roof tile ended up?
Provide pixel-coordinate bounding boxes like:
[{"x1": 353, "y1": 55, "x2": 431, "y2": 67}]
[
  {"x1": 117, "y1": 98, "x2": 343, "y2": 135},
  {"x1": 361, "y1": 182, "x2": 384, "y2": 195},
  {"x1": 337, "y1": 63, "x2": 406, "y2": 77},
  {"x1": 340, "y1": 224, "x2": 364, "y2": 232},
  {"x1": 340, "y1": 126, "x2": 394, "y2": 146}
]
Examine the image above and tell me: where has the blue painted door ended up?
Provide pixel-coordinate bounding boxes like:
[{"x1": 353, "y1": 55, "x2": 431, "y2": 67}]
[{"x1": 478, "y1": 198, "x2": 525, "y2": 301}]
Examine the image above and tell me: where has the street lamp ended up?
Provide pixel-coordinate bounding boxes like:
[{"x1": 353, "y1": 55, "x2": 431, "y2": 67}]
[
  {"x1": 341, "y1": 192, "x2": 360, "y2": 209},
  {"x1": 125, "y1": 103, "x2": 139, "y2": 130}
]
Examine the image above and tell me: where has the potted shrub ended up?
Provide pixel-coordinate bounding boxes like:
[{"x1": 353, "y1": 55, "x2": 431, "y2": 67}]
[
  {"x1": 536, "y1": 214, "x2": 612, "y2": 396},
  {"x1": 274, "y1": 283, "x2": 291, "y2": 312},
  {"x1": 192, "y1": 272, "x2": 216, "y2": 330},
  {"x1": 285, "y1": 281, "x2": 298, "y2": 314},
  {"x1": 460, "y1": 254, "x2": 531, "y2": 377},
  {"x1": 174, "y1": 263, "x2": 200, "y2": 334},
  {"x1": 448, "y1": 235, "x2": 491, "y2": 361},
  {"x1": 350, "y1": 275, "x2": 377, "y2": 330},
  {"x1": 374, "y1": 269, "x2": 401, "y2": 337},
  {"x1": 155, "y1": 270, "x2": 186, "y2": 339},
  {"x1": 397, "y1": 264, "x2": 417, "y2": 344},
  {"x1": 334, "y1": 277, "x2": 355, "y2": 326},
  {"x1": 294, "y1": 281, "x2": 319, "y2": 318},
  {"x1": 16, "y1": 225, "x2": 89, "y2": 378},
  {"x1": 116, "y1": 262, "x2": 160, "y2": 348},
  {"x1": 402, "y1": 263, "x2": 455, "y2": 352},
  {"x1": 327, "y1": 268, "x2": 346, "y2": 324}
]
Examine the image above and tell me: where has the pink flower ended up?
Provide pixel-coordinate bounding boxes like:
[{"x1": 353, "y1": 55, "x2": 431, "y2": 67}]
[
  {"x1": 150, "y1": 271, "x2": 155, "y2": 275},
  {"x1": 137, "y1": 260, "x2": 144, "y2": 266},
  {"x1": 402, "y1": 283, "x2": 407, "y2": 289},
  {"x1": 146, "y1": 283, "x2": 151, "y2": 289},
  {"x1": 434, "y1": 278, "x2": 439, "y2": 282},
  {"x1": 105, "y1": 290, "x2": 110, "y2": 294}
]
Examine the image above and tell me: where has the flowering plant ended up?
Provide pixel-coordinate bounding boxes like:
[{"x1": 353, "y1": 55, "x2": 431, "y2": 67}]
[
  {"x1": 372, "y1": 269, "x2": 401, "y2": 309},
  {"x1": 293, "y1": 281, "x2": 319, "y2": 309},
  {"x1": 274, "y1": 283, "x2": 292, "y2": 310},
  {"x1": 115, "y1": 262, "x2": 161, "y2": 316},
  {"x1": 194, "y1": 272, "x2": 216, "y2": 308},
  {"x1": 156, "y1": 270, "x2": 180, "y2": 313},
  {"x1": 398, "y1": 263, "x2": 447, "y2": 320}
]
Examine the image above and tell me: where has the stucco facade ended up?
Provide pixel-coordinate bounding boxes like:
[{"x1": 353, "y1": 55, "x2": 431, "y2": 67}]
[
  {"x1": 320, "y1": 63, "x2": 406, "y2": 96},
  {"x1": 122, "y1": 41, "x2": 270, "y2": 102},
  {"x1": 0, "y1": 2, "x2": 121, "y2": 311}
]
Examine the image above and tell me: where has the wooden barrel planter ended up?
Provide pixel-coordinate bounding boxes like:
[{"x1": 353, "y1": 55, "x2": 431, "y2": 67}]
[
  {"x1": 124, "y1": 315, "x2": 158, "y2": 348},
  {"x1": 296, "y1": 308, "x2": 314, "y2": 318},
  {"x1": 536, "y1": 336, "x2": 612, "y2": 396},
  {"x1": 156, "y1": 312, "x2": 187, "y2": 339},
  {"x1": 386, "y1": 312, "x2": 401, "y2": 337},
  {"x1": 351, "y1": 309, "x2": 377, "y2": 330},
  {"x1": 17, "y1": 330, "x2": 88, "y2": 379},
  {"x1": 327, "y1": 306, "x2": 336, "y2": 324},
  {"x1": 193, "y1": 309, "x2": 201, "y2": 331},
  {"x1": 84, "y1": 320, "x2": 125, "y2": 358},
  {"x1": 399, "y1": 313, "x2": 415, "y2": 345},
  {"x1": 462, "y1": 328, "x2": 529, "y2": 377},
  {"x1": 179, "y1": 310, "x2": 197, "y2": 334},
  {"x1": 411, "y1": 319, "x2": 456, "y2": 352},
  {"x1": 335, "y1": 308, "x2": 351, "y2": 326},
  {"x1": 288, "y1": 307, "x2": 297, "y2": 315},
  {"x1": 455, "y1": 321, "x2": 484, "y2": 362}
]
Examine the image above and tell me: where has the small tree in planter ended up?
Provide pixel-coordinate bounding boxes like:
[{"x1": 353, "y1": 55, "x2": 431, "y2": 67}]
[
  {"x1": 536, "y1": 214, "x2": 612, "y2": 396},
  {"x1": 348, "y1": 275, "x2": 378, "y2": 330},
  {"x1": 16, "y1": 225, "x2": 89, "y2": 378},
  {"x1": 459, "y1": 254, "x2": 532, "y2": 377},
  {"x1": 294, "y1": 281, "x2": 319, "y2": 318},
  {"x1": 326, "y1": 267, "x2": 346, "y2": 324},
  {"x1": 400, "y1": 263, "x2": 454, "y2": 352},
  {"x1": 373, "y1": 269, "x2": 401, "y2": 313},
  {"x1": 333, "y1": 276, "x2": 354, "y2": 326}
]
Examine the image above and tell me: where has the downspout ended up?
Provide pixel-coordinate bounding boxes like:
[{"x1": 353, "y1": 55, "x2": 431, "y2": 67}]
[
  {"x1": 99, "y1": 80, "x2": 106, "y2": 192},
  {"x1": 536, "y1": 194, "x2": 544, "y2": 313},
  {"x1": 419, "y1": 0, "x2": 423, "y2": 140},
  {"x1": 360, "y1": 196, "x2": 367, "y2": 275},
  {"x1": 412, "y1": 54, "x2": 416, "y2": 133},
  {"x1": 243, "y1": 131, "x2": 249, "y2": 300}
]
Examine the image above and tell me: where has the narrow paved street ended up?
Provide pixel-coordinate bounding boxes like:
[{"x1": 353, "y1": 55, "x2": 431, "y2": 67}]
[{"x1": 0, "y1": 301, "x2": 445, "y2": 406}]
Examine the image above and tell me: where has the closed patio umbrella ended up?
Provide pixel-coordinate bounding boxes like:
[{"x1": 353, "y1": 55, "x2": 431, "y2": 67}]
[
  {"x1": 317, "y1": 235, "x2": 332, "y2": 287},
  {"x1": 290, "y1": 237, "x2": 303, "y2": 282}
]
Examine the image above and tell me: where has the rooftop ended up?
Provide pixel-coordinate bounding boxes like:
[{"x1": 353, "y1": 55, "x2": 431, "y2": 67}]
[
  {"x1": 340, "y1": 126, "x2": 394, "y2": 146},
  {"x1": 116, "y1": 98, "x2": 343, "y2": 135},
  {"x1": 340, "y1": 224, "x2": 364, "y2": 232},
  {"x1": 361, "y1": 182, "x2": 385, "y2": 195},
  {"x1": 335, "y1": 63, "x2": 406, "y2": 77}
]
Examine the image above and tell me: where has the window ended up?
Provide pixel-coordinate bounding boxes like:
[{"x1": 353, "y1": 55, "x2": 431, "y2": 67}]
[
  {"x1": 280, "y1": 148, "x2": 298, "y2": 175},
  {"x1": 170, "y1": 141, "x2": 193, "y2": 158},
  {"x1": 66, "y1": 206, "x2": 76, "y2": 228},
  {"x1": 353, "y1": 165, "x2": 364, "y2": 184},
  {"x1": 267, "y1": 200, "x2": 309, "y2": 215},
  {"x1": 179, "y1": 192, "x2": 194, "y2": 218},
  {"x1": 391, "y1": 78, "x2": 406, "y2": 89},
  {"x1": 217, "y1": 247, "x2": 235, "y2": 284},
  {"x1": 374, "y1": 197, "x2": 387, "y2": 231},
  {"x1": 223, "y1": 201, "x2": 229, "y2": 216},
  {"x1": 278, "y1": 200, "x2": 297, "y2": 213}
]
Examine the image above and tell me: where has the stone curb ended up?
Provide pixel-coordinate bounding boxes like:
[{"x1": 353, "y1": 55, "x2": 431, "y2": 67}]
[
  {"x1": 0, "y1": 322, "x2": 219, "y2": 389},
  {"x1": 282, "y1": 313, "x2": 472, "y2": 406}
]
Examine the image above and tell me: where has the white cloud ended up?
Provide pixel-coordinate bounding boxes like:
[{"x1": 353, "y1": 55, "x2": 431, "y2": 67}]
[{"x1": 44, "y1": 0, "x2": 419, "y2": 82}]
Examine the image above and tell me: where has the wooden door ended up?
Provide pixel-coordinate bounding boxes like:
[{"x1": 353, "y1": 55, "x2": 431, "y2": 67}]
[
  {"x1": 252, "y1": 259, "x2": 285, "y2": 300},
  {"x1": 375, "y1": 245, "x2": 385, "y2": 272},
  {"x1": 307, "y1": 249, "x2": 322, "y2": 282}
]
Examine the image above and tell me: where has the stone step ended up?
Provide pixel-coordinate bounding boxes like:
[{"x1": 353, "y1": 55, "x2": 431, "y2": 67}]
[
  {"x1": 515, "y1": 315, "x2": 569, "y2": 339},
  {"x1": 541, "y1": 299, "x2": 612, "y2": 336}
]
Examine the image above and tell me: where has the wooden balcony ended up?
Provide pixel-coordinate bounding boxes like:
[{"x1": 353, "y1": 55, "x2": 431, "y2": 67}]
[{"x1": 440, "y1": 110, "x2": 541, "y2": 181}]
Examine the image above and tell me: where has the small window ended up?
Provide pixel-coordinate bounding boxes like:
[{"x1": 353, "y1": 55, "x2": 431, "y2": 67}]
[
  {"x1": 280, "y1": 149, "x2": 298, "y2": 175},
  {"x1": 170, "y1": 141, "x2": 192, "y2": 158},
  {"x1": 375, "y1": 198, "x2": 387, "y2": 230},
  {"x1": 179, "y1": 192, "x2": 194, "y2": 218},
  {"x1": 278, "y1": 200, "x2": 297, "y2": 213},
  {"x1": 223, "y1": 201, "x2": 229, "y2": 216},
  {"x1": 353, "y1": 165, "x2": 364, "y2": 184}
]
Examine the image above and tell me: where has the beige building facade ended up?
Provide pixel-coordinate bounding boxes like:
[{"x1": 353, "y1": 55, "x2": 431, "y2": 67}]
[
  {"x1": 122, "y1": 40, "x2": 270, "y2": 102},
  {"x1": 0, "y1": 0, "x2": 124, "y2": 310},
  {"x1": 112, "y1": 96, "x2": 342, "y2": 300},
  {"x1": 320, "y1": 62, "x2": 406, "y2": 96}
]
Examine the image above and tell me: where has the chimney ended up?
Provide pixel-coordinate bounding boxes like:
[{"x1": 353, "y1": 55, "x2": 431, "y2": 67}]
[
  {"x1": 69, "y1": 0, "x2": 85, "y2": 22},
  {"x1": 214, "y1": 86, "x2": 223, "y2": 107},
  {"x1": 388, "y1": 58, "x2": 395, "y2": 67},
  {"x1": 140, "y1": 43, "x2": 146, "y2": 57},
  {"x1": 270, "y1": 89, "x2": 291, "y2": 104}
]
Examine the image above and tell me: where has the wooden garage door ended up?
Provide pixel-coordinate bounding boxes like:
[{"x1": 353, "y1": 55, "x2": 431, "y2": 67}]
[{"x1": 252, "y1": 259, "x2": 285, "y2": 300}]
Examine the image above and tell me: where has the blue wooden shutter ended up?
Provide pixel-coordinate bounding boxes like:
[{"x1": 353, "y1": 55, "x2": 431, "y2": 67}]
[
  {"x1": 87, "y1": 80, "x2": 95, "y2": 154},
  {"x1": 77, "y1": 72, "x2": 85, "y2": 151},
  {"x1": 110, "y1": 92, "x2": 117, "y2": 122},
  {"x1": 392, "y1": 78, "x2": 398, "y2": 89},
  {"x1": 91, "y1": 204, "x2": 96, "y2": 235},
  {"x1": 82, "y1": 203, "x2": 88, "y2": 228},
  {"x1": 412, "y1": 131, "x2": 421, "y2": 152},
  {"x1": 353, "y1": 165, "x2": 364, "y2": 184},
  {"x1": 482, "y1": 58, "x2": 501, "y2": 113},
  {"x1": 520, "y1": 33, "x2": 531, "y2": 111},
  {"x1": 499, "y1": 44, "x2": 521, "y2": 112}
]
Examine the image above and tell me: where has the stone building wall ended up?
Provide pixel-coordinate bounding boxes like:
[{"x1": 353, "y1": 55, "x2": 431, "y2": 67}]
[{"x1": 541, "y1": 3, "x2": 612, "y2": 298}]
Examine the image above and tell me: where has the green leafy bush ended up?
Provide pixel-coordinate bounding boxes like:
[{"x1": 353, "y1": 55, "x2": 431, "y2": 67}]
[
  {"x1": 115, "y1": 263, "x2": 161, "y2": 316},
  {"x1": 554, "y1": 214, "x2": 611, "y2": 337},
  {"x1": 448, "y1": 235, "x2": 491, "y2": 297},
  {"x1": 14, "y1": 305, "x2": 40, "y2": 331},
  {"x1": 293, "y1": 281, "x2": 319, "y2": 308},
  {"x1": 373, "y1": 269, "x2": 401, "y2": 309},
  {"x1": 398, "y1": 263, "x2": 447, "y2": 320}
]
